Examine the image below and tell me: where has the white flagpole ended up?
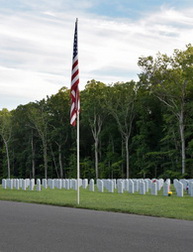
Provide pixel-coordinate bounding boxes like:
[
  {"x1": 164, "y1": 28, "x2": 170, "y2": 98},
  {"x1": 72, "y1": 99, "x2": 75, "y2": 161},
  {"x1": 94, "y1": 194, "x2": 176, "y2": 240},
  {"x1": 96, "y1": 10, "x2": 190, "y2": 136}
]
[
  {"x1": 70, "y1": 18, "x2": 80, "y2": 205},
  {"x1": 77, "y1": 111, "x2": 80, "y2": 205}
]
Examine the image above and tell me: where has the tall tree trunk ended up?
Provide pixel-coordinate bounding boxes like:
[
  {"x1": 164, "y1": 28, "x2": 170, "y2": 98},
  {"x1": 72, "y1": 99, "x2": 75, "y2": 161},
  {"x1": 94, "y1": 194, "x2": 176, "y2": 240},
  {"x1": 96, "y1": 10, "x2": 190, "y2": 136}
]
[
  {"x1": 179, "y1": 110, "x2": 185, "y2": 174},
  {"x1": 95, "y1": 138, "x2": 99, "y2": 179},
  {"x1": 125, "y1": 135, "x2": 129, "y2": 178},
  {"x1": 4, "y1": 140, "x2": 10, "y2": 179},
  {"x1": 58, "y1": 144, "x2": 63, "y2": 178},
  {"x1": 90, "y1": 114, "x2": 103, "y2": 180},
  {"x1": 43, "y1": 140, "x2": 48, "y2": 179},
  {"x1": 50, "y1": 144, "x2": 59, "y2": 178},
  {"x1": 31, "y1": 134, "x2": 35, "y2": 178},
  {"x1": 121, "y1": 139, "x2": 124, "y2": 178}
]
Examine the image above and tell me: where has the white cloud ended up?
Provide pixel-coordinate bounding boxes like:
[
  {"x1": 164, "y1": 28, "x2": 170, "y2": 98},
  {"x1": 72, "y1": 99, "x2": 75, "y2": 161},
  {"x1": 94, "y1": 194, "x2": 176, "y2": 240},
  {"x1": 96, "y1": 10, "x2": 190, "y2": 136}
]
[
  {"x1": 1, "y1": 2, "x2": 193, "y2": 110},
  {"x1": 0, "y1": 66, "x2": 63, "y2": 108}
]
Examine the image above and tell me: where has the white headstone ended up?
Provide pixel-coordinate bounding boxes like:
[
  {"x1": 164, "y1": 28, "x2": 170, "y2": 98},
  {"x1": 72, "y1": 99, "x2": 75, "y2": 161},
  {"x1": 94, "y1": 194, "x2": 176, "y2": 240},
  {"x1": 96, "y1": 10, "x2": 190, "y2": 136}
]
[
  {"x1": 124, "y1": 179, "x2": 129, "y2": 192},
  {"x1": 89, "y1": 179, "x2": 95, "y2": 192},
  {"x1": 42, "y1": 179, "x2": 47, "y2": 189},
  {"x1": 139, "y1": 181, "x2": 146, "y2": 195},
  {"x1": 53, "y1": 179, "x2": 57, "y2": 188},
  {"x1": 65, "y1": 179, "x2": 70, "y2": 190},
  {"x1": 16, "y1": 179, "x2": 20, "y2": 190},
  {"x1": 62, "y1": 179, "x2": 66, "y2": 188},
  {"x1": 50, "y1": 179, "x2": 55, "y2": 189},
  {"x1": 26, "y1": 179, "x2": 30, "y2": 188},
  {"x1": 151, "y1": 182, "x2": 157, "y2": 195},
  {"x1": 144, "y1": 180, "x2": 149, "y2": 192},
  {"x1": 108, "y1": 180, "x2": 114, "y2": 193},
  {"x1": 117, "y1": 181, "x2": 124, "y2": 193},
  {"x1": 69, "y1": 179, "x2": 73, "y2": 189},
  {"x1": 2, "y1": 179, "x2": 6, "y2": 189},
  {"x1": 129, "y1": 180, "x2": 134, "y2": 193},
  {"x1": 113, "y1": 179, "x2": 117, "y2": 189},
  {"x1": 10, "y1": 179, "x2": 13, "y2": 188},
  {"x1": 156, "y1": 180, "x2": 161, "y2": 191},
  {"x1": 22, "y1": 179, "x2": 27, "y2": 191},
  {"x1": 72, "y1": 179, "x2": 77, "y2": 190},
  {"x1": 173, "y1": 179, "x2": 178, "y2": 189},
  {"x1": 13, "y1": 179, "x2": 17, "y2": 188},
  {"x1": 134, "y1": 180, "x2": 139, "y2": 192},
  {"x1": 19, "y1": 179, "x2": 23, "y2": 188},
  {"x1": 78, "y1": 179, "x2": 82, "y2": 187},
  {"x1": 7, "y1": 179, "x2": 13, "y2": 189},
  {"x1": 30, "y1": 179, "x2": 34, "y2": 190},
  {"x1": 102, "y1": 179, "x2": 107, "y2": 190},
  {"x1": 107, "y1": 179, "x2": 111, "y2": 191},
  {"x1": 58, "y1": 179, "x2": 63, "y2": 189},
  {"x1": 148, "y1": 179, "x2": 152, "y2": 190},
  {"x1": 176, "y1": 181, "x2": 183, "y2": 197},
  {"x1": 98, "y1": 180, "x2": 104, "y2": 193},
  {"x1": 47, "y1": 179, "x2": 51, "y2": 188},
  {"x1": 189, "y1": 182, "x2": 193, "y2": 197},
  {"x1": 36, "y1": 179, "x2": 41, "y2": 191},
  {"x1": 163, "y1": 182, "x2": 170, "y2": 196},
  {"x1": 179, "y1": 179, "x2": 187, "y2": 190},
  {"x1": 96, "y1": 179, "x2": 100, "y2": 188}
]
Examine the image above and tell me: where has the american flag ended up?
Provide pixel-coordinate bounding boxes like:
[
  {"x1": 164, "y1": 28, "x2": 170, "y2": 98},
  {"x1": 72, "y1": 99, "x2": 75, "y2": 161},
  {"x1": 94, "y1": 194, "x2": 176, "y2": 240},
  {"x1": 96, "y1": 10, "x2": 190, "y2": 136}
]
[{"x1": 70, "y1": 18, "x2": 80, "y2": 126}]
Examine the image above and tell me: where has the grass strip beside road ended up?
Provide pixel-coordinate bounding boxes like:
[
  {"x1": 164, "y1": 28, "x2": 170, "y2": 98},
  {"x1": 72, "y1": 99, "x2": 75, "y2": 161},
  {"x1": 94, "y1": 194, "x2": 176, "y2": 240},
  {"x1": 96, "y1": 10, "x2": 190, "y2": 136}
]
[{"x1": 0, "y1": 186, "x2": 193, "y2": 220}]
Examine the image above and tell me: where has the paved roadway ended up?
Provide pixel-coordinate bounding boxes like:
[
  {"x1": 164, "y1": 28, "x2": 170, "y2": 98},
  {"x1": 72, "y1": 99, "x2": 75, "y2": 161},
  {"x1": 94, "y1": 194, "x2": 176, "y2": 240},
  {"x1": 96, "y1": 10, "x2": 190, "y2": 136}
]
[{"x1": 0, "y1": 201, "x2": 193, "y2": 252}]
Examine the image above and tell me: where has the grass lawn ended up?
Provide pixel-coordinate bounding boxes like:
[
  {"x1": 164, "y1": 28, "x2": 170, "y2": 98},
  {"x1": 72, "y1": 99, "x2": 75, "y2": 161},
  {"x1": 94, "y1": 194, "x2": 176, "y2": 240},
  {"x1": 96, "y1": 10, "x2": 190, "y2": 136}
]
[{"x1": 0, "y1": 186, "x2": 193, "y2": 221}]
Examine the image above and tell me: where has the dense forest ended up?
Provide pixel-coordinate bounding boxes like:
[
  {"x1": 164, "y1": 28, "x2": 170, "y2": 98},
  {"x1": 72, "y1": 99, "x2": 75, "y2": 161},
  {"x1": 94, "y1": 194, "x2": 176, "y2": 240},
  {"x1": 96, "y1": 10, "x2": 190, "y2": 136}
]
[{"x1": 1, "y1": 45, "x2": 193, "y2": 180}]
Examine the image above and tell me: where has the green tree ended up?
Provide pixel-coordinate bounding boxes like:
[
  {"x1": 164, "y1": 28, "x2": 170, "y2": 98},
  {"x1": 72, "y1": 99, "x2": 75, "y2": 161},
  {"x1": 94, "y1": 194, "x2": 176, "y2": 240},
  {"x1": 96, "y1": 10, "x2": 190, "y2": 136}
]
[
  {"x1": 0, "y1": 109, "x2": 12, "y2": 178},
  {"x1": 131, "y1": 86, "x2": 163, "y2": 178},
  {"x1": 138, "y1": 44, "x2": 193, "y2": 174},
  {"x1": 81, "y1": 80, "x2": 107, "y2": 179},
  {"x1": 27, "y1": 100, "x2": 50, "y2": 179},
  {"x1": 105, "y1": 81, "x2": 136, "y2": 178},
  {"x1": 47, "y1": 87, "x2": 71, "y2": 178},
  {"x1": 11, "y1": 104, "x2": 39, "y2": 178}
]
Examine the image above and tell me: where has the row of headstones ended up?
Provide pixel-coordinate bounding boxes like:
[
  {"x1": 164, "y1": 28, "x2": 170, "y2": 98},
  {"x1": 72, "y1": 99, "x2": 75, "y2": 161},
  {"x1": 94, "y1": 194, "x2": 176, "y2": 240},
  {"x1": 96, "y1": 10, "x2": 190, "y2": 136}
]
[
  {"x1": 2, "y1": 178, "x2": 164, "y2": 194},
  {"x1": 1, "y1": 178, "x2": 87, "y2": 191},
  {"x1": 92, "y1": 178, "x2": 165, "y2": 195},
  {"x1": 2, "y1": 178, "x2": 193, "y2": 197},
  {"x1": 173, "y1": 179, "x2": 193, "y2": 197},
  {"x1": 94, "y1": 178, "x2": 193, "y2": 197},
  {"x1": 1, "y1": 178, "x2": 165, "y2": 194},
  {"x1": 2, "y1": 178, "x2": 37, "y2": 190}
]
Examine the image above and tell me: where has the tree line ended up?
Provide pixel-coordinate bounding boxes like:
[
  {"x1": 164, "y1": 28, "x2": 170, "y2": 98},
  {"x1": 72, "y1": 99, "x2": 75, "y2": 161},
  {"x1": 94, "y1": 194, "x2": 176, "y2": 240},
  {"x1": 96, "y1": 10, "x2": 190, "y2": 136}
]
[{"x1": 1, "y1": 44, "x2": 193, "y2": 180}]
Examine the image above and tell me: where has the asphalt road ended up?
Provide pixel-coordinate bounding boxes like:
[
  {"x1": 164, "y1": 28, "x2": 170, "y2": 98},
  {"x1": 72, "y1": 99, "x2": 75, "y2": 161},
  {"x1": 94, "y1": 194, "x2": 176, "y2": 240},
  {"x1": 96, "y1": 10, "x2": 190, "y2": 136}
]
[{"x1": 0, "y1": 201, "x2": 193, "y2": 252}]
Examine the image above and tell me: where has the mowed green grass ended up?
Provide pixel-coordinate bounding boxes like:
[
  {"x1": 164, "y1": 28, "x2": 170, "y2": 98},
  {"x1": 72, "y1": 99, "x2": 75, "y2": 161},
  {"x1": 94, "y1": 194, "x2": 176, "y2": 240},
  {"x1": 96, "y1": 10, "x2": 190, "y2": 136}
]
[{"x1": 0, "y1": 186, "x2": 193, "y2": 220}]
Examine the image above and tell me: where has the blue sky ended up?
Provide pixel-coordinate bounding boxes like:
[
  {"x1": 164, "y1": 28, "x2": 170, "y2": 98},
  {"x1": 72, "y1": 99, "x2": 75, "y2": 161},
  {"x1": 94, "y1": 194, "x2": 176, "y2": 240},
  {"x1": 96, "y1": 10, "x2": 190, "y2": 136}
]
[{"x1": 1, "y1": 0, "x2": 193, "y2": 109}]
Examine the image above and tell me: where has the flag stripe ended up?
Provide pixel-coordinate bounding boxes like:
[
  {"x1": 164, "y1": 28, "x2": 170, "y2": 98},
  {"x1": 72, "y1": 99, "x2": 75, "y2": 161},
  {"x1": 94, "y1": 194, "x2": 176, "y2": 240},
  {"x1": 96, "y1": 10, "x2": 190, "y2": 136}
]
[
  {"x1": 71, "y1": 71, "x2": 79, "y2": 83},
  {"x1": 70, "y1": 19, "x2": 80, "y2": 127}
]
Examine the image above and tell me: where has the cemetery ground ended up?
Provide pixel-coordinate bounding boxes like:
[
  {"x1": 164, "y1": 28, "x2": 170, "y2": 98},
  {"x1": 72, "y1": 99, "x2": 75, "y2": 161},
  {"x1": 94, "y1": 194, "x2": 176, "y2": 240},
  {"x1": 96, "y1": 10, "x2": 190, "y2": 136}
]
[{"x1": 0, "y1": 185, "x2": 193, "y2": 221}]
